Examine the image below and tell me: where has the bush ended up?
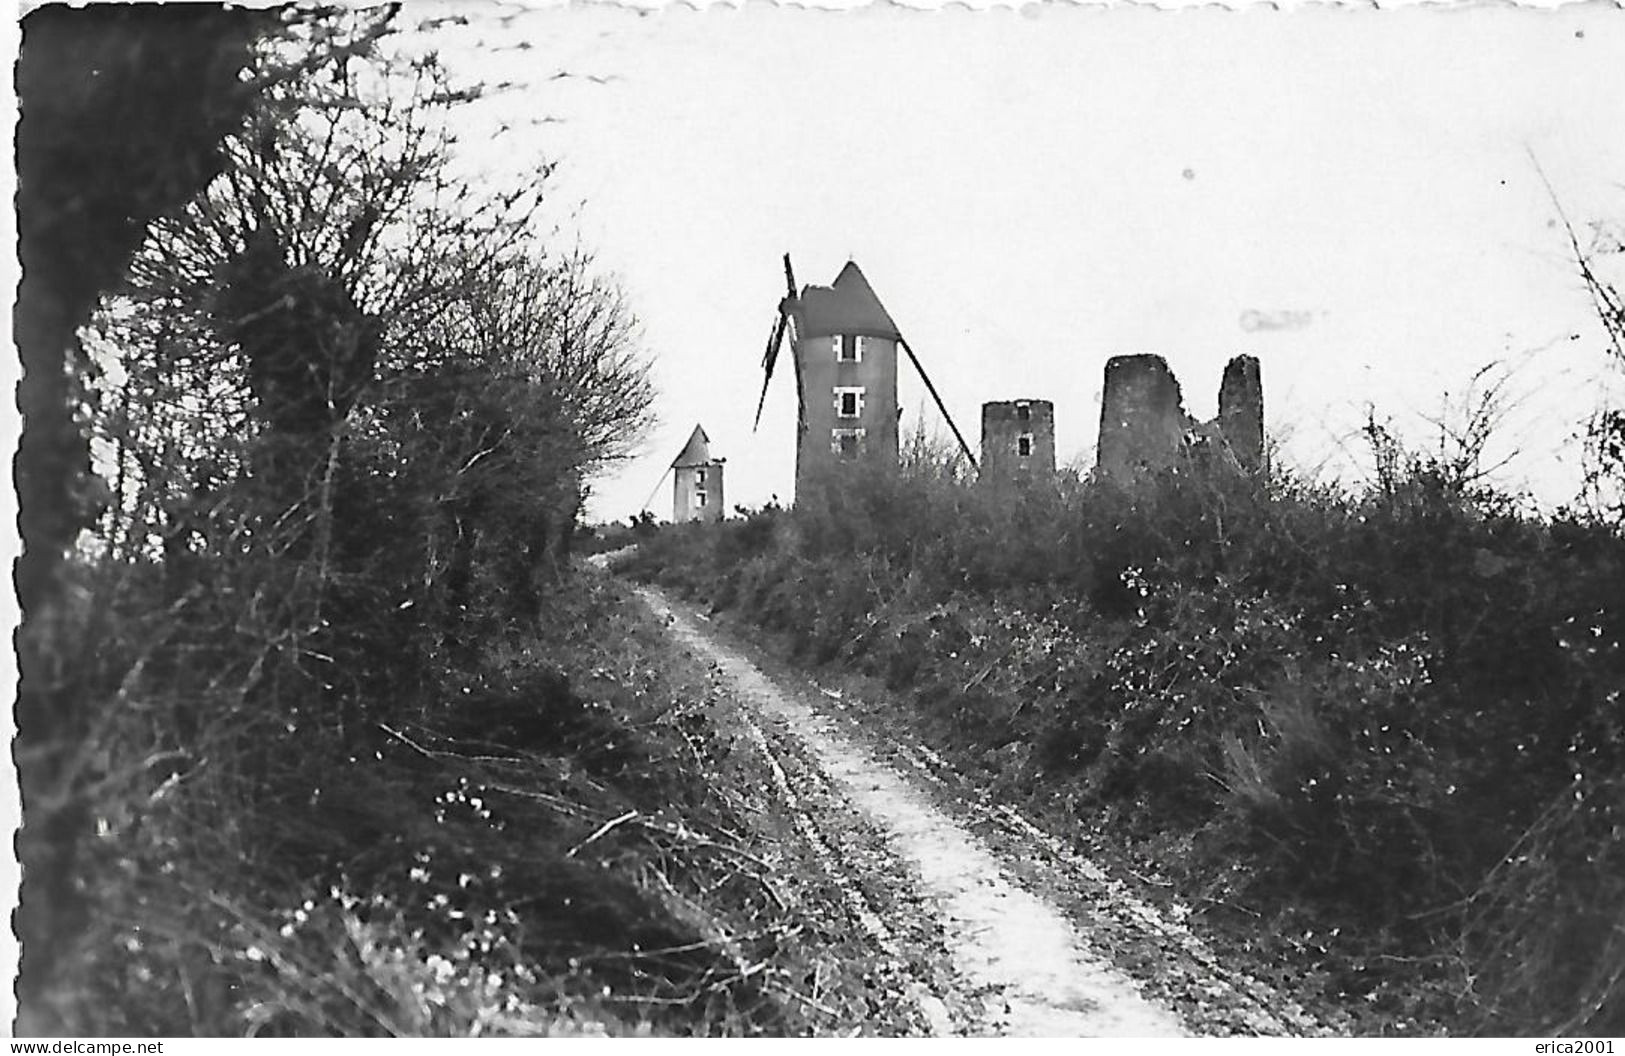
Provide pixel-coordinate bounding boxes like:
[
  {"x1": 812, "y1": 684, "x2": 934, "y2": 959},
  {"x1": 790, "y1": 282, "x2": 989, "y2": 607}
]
[{"x1": 623, "y1": 443, "x2": 1625, "y2": 1035}]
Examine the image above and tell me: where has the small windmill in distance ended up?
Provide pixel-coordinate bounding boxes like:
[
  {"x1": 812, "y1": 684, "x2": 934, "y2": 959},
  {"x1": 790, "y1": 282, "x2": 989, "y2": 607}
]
[
  {"x1": 753, "y1": 253, "x2": 976, "y2": 503},
  {"x1": 670, "y1": 424, "x2": 724, "y2": 523}
]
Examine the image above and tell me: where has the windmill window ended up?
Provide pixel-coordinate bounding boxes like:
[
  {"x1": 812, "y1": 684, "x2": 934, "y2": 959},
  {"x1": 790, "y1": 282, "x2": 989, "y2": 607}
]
[
  {"x1": 1017, "y1": 403, "x2": 1031, "y2": 423},
  {"x1": 694, "y1": 467, "x2": 707, "y2": 485},
  {"x1": 1018, "y1": 434, "x2": 1034, "y2": 457},
  {"x1": 834, "y1": 386, "x2": 865, "y2": 418},
  {"x1": 834, "y1": 334, "x2": 862, "y2": 363},
  {"x1": 695, "y1": 491, "x2": 707, "y2": 508},
  {"x1": 831, "y1": 428, "x2": 866, "y2": 457}
]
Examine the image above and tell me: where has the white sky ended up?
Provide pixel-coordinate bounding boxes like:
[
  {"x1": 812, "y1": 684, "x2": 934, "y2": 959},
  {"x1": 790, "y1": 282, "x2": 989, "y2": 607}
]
[{"x1": 417, "y1": 0, "x2": 1625, "y2": 521}]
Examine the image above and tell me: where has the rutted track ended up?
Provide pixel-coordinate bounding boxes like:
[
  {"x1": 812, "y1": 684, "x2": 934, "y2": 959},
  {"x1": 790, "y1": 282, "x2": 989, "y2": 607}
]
[
  {"x1": 638, "y1": 585, "x2": 1195, "y2": 1036},
  {"x1": 839, "y1": 714, "x2": 1333, "y2": 1035},
  {"x1": 628, "y1": 581, "x2": 1339, "y2": 1037}
]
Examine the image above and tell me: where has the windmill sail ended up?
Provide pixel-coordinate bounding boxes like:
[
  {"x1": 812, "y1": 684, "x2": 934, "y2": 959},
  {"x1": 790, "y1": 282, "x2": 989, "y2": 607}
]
[
  {"x1": 752, "y1": 313, "x2": 785, "y2": 431},
  {"x1": 753, "y1": 254, "x2": 803, "y2": 433},
  {"x1": 899, "y1": 335, "x2": 978, "y2": 470},
  {"x1": 780, "y1": 254, "x2": 806, "y2": 431}
]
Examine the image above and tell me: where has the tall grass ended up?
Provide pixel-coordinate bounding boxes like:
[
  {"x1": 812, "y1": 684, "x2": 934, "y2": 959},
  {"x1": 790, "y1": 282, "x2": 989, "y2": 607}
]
[
  {"x1": 49, "y1": 553, "x2": 828, "y2": 1036},
  {"x1": 621, "y1": 441, "x2": 1625, "y2": 1035}
]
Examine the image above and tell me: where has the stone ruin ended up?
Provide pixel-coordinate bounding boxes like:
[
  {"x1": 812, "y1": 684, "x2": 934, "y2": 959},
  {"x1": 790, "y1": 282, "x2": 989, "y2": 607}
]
[
  {"x1": 1096, "y1": 354, "x2": 1264, "y2": 481},
  {"x1": 980, "y1": 398, "x2": 1056, "y2": 484}
]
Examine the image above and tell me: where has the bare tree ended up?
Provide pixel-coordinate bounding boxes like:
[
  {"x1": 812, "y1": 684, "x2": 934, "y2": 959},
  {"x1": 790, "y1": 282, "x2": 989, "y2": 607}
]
[
  {"x1": 376, "y1": 247, "x2": 655, "y2": 640},
  {"x1": 1537, "y1": 162, "x2": 1625, "y2": 522},
  {"x1": 1573, "y1": 219, "x2": 1625, "y2": 523}
]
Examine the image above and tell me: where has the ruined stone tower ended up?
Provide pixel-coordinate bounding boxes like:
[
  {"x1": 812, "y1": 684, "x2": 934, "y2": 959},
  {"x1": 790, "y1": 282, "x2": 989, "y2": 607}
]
[
  {"x1": 784, "y1": 262, "x2": 901, "y2": 499},
  {"x1": 1097, "y1": 355, "x2": 1188, "y2": 480},
  {"x1": 1096, "y1": 354, "x2": 1265, "y2": 480},
  {"x1": 1216, "y1": 355, "x2": 1265, "y2": 473},
  {"x1": 671, "y1": 424, "x2": 725, "y2": 523},
  {"x1": 980, "y1": 399, "x2": 1056, "y2": 483}
]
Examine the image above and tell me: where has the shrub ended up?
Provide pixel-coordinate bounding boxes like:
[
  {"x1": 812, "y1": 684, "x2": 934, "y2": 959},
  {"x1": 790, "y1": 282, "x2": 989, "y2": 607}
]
[{"x1": 623, "y1": 437, "x2": 1625, "y2": 1034}]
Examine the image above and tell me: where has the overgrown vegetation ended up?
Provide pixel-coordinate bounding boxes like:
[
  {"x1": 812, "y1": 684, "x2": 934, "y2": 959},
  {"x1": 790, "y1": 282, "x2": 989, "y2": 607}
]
[
  {"x1": 63, "y1": 565, "x2": 904, "y2": 1036},
  {"x1": 622, "y1": 410, "x2": 1625, "y2": 1034},
  {"x1": 20, "y1": 4, "x2": 1625, "y2": 1038},
  {"x1": 15, "y1": 6, "x2": 860, "y2": 1036}
]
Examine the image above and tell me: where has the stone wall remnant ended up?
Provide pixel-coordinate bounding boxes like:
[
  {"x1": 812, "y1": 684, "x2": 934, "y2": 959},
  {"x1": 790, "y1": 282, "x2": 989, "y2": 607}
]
[
  {"x1": 1096, "y1": 353, "x2": 1265, "y2": 481},
  {"x1": 1096, "y1": 354, "x2": 1188, "y2": 480},
  {"x1": 1216, "y1": 354, "x2": 1264, "y2": 473}
]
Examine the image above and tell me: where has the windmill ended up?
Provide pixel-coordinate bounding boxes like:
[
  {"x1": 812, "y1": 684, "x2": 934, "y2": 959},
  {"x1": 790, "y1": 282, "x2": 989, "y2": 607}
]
[
  {"x1": 635, "y1": 423, "x2": 726, "y2": 523},
  {"x1": 753, "y1": 253, "x2": 976, "y2": 501},
  {"x1": 670, "y1": 424, "x2": 724, "y2": 523}
]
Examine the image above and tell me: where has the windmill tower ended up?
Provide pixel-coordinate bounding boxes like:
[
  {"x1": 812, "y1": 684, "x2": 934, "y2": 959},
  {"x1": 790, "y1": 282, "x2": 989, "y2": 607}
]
[
  {"x1": 981, "y1": 399, "x2": 1056, "y2": 484},
  {"x1": 671, "y1": 424, "x2": 725, "y2": 523},
  {"x1": 753, "y1": 255, "x2": 976, "y2": 502}
]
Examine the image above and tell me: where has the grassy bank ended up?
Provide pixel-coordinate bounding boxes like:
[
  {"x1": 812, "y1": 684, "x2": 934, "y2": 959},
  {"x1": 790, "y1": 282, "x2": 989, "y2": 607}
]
[
  {"x1": 618, "y1": 452, "x2": 1625, "y2": 1036},
  {"x1": 49, "y1": 567, "x2": 908, "y2": 1036}
]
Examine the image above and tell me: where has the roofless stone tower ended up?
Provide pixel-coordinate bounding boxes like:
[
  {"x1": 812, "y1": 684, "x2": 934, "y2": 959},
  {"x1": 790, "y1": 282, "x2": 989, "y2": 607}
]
[
  {"x1": 981, "y1": 399, "x2": 1056, "y2": 484},
  {"x1": 1096, "y1": 354, "x2": 1265, "y2": 480}
]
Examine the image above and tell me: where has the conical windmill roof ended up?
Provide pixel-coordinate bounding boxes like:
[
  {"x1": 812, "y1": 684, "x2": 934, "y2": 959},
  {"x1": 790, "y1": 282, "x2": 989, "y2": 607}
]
[
  {"x1": 791, "y1": 260, "x2": 902, "y2": 341},
  {"x1": 671, "y1": 424, "x2": 713, "y2": 468}
]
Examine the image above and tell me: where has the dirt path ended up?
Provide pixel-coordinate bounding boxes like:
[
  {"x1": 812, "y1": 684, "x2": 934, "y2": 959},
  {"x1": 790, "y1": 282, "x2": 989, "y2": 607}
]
[
  {"x1": 626, "y1": 581, "x2": 1343, "y2": 1037},
  {"x1": 636, "y1": 585, "x2": 1192, "y2": 1037}
]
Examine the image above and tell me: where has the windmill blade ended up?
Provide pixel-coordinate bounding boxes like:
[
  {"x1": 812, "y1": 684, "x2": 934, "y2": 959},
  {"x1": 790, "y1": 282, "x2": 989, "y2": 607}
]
[
  {"x1": 758, "y1": 312, "x2": 785, "y2": 374},
  {"x1": 782, "y1": 252, "x2": 798, "y2": 299},
  {"x1": 753, "y1": 312, "x2": 787, "y2": 432},
  {"x1": 782, "y1": 301, "x2": 806, "y2": 431},
  {"x1": 756, "y1": 253, "x2": 802, "y2": 433},
  {"x1": 899, "y1": 335, "x2": 979, "y2": 470},
  {"x1": 639, "y1": 464, "x2": 673, "y2": 515}
]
